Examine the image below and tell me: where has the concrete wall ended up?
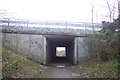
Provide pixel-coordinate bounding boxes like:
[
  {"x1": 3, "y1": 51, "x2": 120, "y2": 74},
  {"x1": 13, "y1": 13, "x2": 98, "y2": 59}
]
[
  {"x1": 67, "y1": 39, "x2": 74, "y2": 64},
  {"x1": 2, "y1": 33, "x2": 45, "y2": 63},
  {"x1": 77, "y1": 37, "x2": 89, "y2": 62},
  {"x1": 2, "y1": 33, "x2": 89, "y2": 64}
]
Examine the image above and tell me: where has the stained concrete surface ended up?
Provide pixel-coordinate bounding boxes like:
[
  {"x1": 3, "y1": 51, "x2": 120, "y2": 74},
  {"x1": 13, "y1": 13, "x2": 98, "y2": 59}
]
[{"x1": 2, "y1": 33, "x2": 89, "y2": 65}]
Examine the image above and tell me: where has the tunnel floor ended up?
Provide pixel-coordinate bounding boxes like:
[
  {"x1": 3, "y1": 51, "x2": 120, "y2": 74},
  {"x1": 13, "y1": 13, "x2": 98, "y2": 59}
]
[{"x1": 45, "y1": 35, "x2": 75, "y2": 65}]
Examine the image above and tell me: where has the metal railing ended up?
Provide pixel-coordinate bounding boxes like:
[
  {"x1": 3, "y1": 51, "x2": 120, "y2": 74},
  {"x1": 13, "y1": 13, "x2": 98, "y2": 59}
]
[{"x1": 0, "y1": 18, "x2": 102, "y2": 30}]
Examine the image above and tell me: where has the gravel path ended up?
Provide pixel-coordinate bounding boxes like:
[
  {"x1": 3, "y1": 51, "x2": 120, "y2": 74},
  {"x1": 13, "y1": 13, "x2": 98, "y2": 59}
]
[{"x1": 47, "y1": 63, "x2": 80, "y2": 78}]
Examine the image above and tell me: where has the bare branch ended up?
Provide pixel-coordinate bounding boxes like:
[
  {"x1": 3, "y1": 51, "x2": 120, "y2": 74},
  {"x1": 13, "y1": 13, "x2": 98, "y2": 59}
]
[
  {"x1": 106, "y1": 1, "x2": 112, "y2": 22},
  {"x1": 112, "y1": 1, "x2": 115, "y2": 20}
]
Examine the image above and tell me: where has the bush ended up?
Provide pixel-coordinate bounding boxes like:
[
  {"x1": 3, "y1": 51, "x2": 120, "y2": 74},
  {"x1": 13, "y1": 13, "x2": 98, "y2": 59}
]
[{"x1": 83, "y1": 31, "x2": 118, "y2": 62}]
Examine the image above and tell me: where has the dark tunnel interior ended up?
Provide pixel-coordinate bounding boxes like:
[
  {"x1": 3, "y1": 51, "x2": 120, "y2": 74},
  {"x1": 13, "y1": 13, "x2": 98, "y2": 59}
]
[{"x1": 45, "y1": 35, "x2": 75, "y2": 64}]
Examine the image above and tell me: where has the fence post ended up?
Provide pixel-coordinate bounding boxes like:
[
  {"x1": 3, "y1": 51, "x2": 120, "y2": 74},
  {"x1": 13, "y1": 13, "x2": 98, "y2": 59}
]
[
  {"x1": 46, "y1": 20, "x2": 47, "y2": 28},
  {"x1": 118, "y1": 1, "x2": 120, "y2": 32},
  {"x1": 85, "y1": 22, "x2": 87, "y2": 35},
  {"x1": 27, "y1": 20, "x2": 28, "y2": 27},
  {"x1": 66, "y1": 21, "x2": 67, "y2": 30},
  {"x1": 8, "y1": 18, "x2": 10, "y2": 27}
]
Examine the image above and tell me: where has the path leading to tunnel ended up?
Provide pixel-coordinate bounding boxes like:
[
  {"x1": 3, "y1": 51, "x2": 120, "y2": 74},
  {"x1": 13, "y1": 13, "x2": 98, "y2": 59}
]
[{"x1": 44, "y1": 63, "x2": 81, "y2": 78}]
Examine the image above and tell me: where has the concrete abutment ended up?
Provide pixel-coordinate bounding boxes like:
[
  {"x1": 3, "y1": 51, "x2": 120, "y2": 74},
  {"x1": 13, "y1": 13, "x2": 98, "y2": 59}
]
[{"x1": 2, "y1": 33, "x2": 89, "y2": 65}]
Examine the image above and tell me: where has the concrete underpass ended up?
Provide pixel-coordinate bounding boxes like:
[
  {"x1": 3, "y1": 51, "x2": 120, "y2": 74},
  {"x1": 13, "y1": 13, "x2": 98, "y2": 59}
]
[{"x1": 45, "y1": 35, "x2": 76, "y2": 65}]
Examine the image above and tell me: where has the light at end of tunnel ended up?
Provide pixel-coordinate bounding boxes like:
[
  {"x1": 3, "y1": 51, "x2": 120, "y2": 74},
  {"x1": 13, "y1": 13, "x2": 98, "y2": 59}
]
[{"x1": 56, "y1": 47, "x2": 66, "y2": 57}]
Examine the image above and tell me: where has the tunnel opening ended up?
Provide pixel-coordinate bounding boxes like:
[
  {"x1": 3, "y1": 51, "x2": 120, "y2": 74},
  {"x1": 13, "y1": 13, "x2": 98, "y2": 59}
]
[
  {"x1": 55, "y1": 47, "x2": 67, "y2": 63},
  {"x1": 56, "y1": 47, "x2": 66, "y2": 57},
  {"x1": 45, "y1": 35, "x2": 75, "y2": 65}
]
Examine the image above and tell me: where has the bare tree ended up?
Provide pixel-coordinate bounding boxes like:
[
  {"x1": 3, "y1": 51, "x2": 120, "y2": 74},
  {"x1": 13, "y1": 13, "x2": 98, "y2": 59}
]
[
  {"x1": 0, "y1": 10, "x2": 6, "y2": 19},
  {"x1": 91, "y1": 0, "x2": 94, "y2": 32},
  {"x1": 0, "y1": 10, "x2": 10, "y2": 26},
  {"x1": 112, "y1": 1, "x2": 115, "y2": 20},
  {"x1": 118, "y1": 1, "x2": 120, "y2": 17},
  {"x1": 106, "y1": 1, "x2": 112, "y2": 22},
  {"x1": 106, "y1": 0, "x2": 119, "y2": 22}
]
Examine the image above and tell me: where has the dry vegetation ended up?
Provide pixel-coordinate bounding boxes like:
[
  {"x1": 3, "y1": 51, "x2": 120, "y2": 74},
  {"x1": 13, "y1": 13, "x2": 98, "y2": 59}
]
[
  {"x1": 73, "y1": 17, "x2": 120, "y2": 78},
  {"x1": 2, "y1": 48, "x2": 49, "y2": 78},
  {"x1": 73, "y1": 59, "x2": 119, "y2": 78}
]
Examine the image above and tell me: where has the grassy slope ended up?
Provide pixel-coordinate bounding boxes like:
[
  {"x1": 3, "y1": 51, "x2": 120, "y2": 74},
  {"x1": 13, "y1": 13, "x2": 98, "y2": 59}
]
[
  {"x1": 2, "y1": 48, "x2": 48, "y2": 78},
  {"x1": 73, "y1": 59, "x2": 119, "y2": 78},
  {"x1": 2, "y1": 48, "x2": 119, "y2": 78}
]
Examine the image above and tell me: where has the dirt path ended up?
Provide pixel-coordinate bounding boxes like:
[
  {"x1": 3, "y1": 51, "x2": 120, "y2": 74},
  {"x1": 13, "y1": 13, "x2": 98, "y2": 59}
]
[{"x1": 44, "y1": 63, "x2": 81, "y2": 78}]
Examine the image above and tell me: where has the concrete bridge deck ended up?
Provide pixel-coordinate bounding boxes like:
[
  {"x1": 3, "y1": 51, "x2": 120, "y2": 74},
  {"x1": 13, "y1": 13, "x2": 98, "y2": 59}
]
[
  {"x1": 1, "y1": 19, "x2": 102, "y2": 36},
  {"x1": 2, "y1": 26, "x2": 92, "y2": 37},
  {"x1": 1, "y1": 19, "x2": 102, "y2": 65}
]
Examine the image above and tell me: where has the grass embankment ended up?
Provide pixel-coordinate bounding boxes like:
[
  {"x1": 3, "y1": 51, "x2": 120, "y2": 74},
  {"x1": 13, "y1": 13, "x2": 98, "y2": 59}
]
[
  {"x1": 2, "y1": 48, "x2": 49, "y2": 78},
  {"x1": 73, "y1": 59, "x2": 119, "y2": 78}
]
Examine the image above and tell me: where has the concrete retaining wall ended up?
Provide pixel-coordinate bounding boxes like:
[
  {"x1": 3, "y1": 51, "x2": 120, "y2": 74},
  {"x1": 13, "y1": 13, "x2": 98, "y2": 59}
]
[
  {"x1": 2, "y1": 33, "x2": 45, "y2": 63},
  {"x1": 2, "y1": 33, "x2": 89, "y2": 64},
  {"x1": 77, "y1": 37, "x2": 89, "y2": 62}
]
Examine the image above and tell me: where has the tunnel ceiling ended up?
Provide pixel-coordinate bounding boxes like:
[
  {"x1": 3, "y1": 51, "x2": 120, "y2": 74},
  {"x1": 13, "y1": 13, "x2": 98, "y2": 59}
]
[{"x1": 45, "y1": 35, "x2": 75, "y2": 43}]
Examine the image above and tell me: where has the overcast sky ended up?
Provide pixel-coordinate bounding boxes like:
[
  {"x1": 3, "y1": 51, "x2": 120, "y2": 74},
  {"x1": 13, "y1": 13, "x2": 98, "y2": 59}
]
[
  {"x1": 0, "y1": 0, "x2": 119, "y2": 23},
  {"x1": 56, "y1": 47, "x2": 65, "y2": 51}
]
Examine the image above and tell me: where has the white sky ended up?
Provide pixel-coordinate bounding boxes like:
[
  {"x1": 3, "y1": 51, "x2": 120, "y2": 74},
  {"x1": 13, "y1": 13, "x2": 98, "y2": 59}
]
[
  {"x1": 0, "y1": 0, "x2": 119, "y2": 23},
  {"x1": 56, "y1": 47, "x2": 65, "y2": 51}
]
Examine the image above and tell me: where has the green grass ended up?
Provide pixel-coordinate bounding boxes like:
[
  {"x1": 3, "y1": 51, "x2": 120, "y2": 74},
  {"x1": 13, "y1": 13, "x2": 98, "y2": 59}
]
[
  {"x1": 2, "y1": 48, "x2": 47, "y2": 78},
  {"x1": 73, "y1": 59, "x2": 119, "y2": 78}
]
